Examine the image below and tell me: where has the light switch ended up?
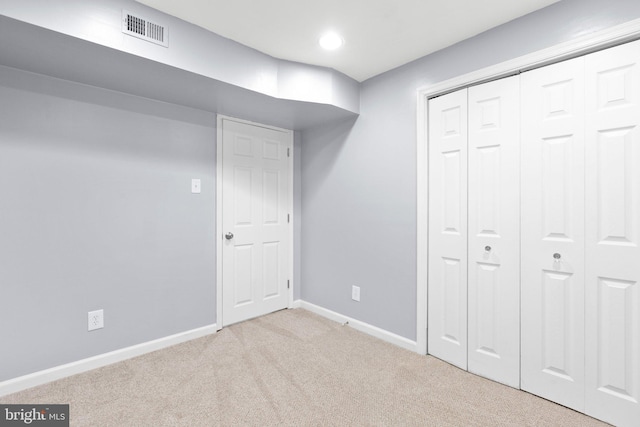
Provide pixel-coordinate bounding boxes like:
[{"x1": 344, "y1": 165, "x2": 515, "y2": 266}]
[{"x1": 191, "y1": 179, "x2": 201, "y2": 194}]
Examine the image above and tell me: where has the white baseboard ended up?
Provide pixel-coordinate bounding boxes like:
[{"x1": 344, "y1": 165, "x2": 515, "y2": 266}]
[
  {"x1": 0, "y1": 324, "x2": 217, "y2": 397},
  {"x1": 2, "y1": 303, "x2": 417, "y2": 397},
  {"x1": 295, "y1": 300, "x2": 418, "y2": 353}
]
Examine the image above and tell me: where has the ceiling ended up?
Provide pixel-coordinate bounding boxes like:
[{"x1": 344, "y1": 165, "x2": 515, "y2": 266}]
[{"x1": 135, "y1": 0, "x2": 559, "y2": 82}]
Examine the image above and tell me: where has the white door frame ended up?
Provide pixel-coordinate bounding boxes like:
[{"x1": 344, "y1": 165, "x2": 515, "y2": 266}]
[
  {"x1": 216, "y1": 114, "x2": 294, "y2": 330},
  {"x1": 416, "y1": 18, "x2": 640, "y2": 355}
]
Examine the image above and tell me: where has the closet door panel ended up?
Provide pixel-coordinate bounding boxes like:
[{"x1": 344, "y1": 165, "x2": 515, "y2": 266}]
[
  {"x1": 520, "y1": 56, "x2": 586, "y2": 412},
  {"x1": 468, "y1": 75, "x2": 520, "y2": 388},
  {"x1": 585, "y1": 39, "x2": 640, "y2": 427},
  {"x1": 428, "y1": 89, "x2": 468, "y2": 369}
]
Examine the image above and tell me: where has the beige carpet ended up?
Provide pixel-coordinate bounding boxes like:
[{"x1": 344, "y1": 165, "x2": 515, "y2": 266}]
[{"x1": 1, "y1": 309, "x2": 609, "y2": 426}]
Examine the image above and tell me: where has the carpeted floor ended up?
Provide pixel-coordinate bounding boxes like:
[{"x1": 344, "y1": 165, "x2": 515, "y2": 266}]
[{"x1": 1, "y1": 309, "x2": 609, "y2": 426}]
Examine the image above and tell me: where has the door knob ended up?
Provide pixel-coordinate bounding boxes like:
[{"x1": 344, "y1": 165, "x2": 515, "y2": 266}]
[
  {"x1": 225, "y1": 232, "x2": 234, "y2": 240},
  {"x1": 553, "y1": 253, "x2": 561, "y2": 261},
  {"x1": 484, "y1": 246, "x2": 492, "y2": 253}
]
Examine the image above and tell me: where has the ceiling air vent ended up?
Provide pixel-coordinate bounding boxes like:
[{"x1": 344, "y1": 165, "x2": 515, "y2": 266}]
[{"x1": 122, "y1": 10, "x2": 169, "y2": 47}]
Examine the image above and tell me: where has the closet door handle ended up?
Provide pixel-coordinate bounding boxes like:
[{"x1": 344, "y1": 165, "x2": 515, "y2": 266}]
[
  {"x1": 484, "y1": 246, "x2": 492, "y2": 253},
  {"x1": 553, "y1": 253, "x2": 561, "y2": 261}
]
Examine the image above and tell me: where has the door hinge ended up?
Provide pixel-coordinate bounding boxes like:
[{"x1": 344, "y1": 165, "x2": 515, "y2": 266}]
[
  {"x1": 287, "y1": 280, "x2": 290, "y2": 289},
  {"x1": 287, "y1": 213, "x2": 290, "y2": 223},
  {"x1": 287, "y1": 148, "x2": 290, "y2": 157}
]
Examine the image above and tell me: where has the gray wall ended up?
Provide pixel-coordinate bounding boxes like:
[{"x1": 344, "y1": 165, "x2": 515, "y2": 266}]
[
  {"x1": 0, "y1": 0, "x2": 312, "y2": 382},
  {"x1": 0, "y1": 66, "x2": 217, "y2": 381},
  {"x1": 3, "y1": 0, "x2": 640, "y2": 382},
  {"x1": 300, "y1": 0, "x2": 640, "y2": 340}
]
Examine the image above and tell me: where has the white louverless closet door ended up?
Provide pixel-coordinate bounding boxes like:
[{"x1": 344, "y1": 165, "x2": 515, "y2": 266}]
[
  {"x1": 520, "y1": 56, "x2": 586, "y2": 412},
  {"x1": 584, "y1": 40, "x2": 640, "y2": 427},
  {"x1": 467, "y1": 75, "x2": 521, "y2": 388},
  {"x1": 428, "y1": 88, "x2": 468, "y2": 369}
]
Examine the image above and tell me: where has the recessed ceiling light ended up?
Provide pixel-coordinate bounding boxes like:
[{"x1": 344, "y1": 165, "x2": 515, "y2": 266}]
[{"x1": 319, "y1": 32, "x2": 344, "y2": 50}]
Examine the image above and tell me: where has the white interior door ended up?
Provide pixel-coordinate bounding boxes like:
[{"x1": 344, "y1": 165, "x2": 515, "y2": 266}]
[
  {"x1": 467, "y1": 75, "x2": 520, "y2": 388},
  {"x1": 220, "y1": 118, "x2": 291, "y2": 326},
  {"x1": 520, "y1": 56, "x2": 586, "y2": 412},
  {"x1": 428, "y1": 88, "x2": 468, "y2": 370},
  {"x1": 584, "y1": 39, "x2": 640, "y2": 427}
]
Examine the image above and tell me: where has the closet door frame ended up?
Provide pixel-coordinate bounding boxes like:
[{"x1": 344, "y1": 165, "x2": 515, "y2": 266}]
[{"x1": 416, "y1": 17, "x2": 640, "y2": 356}]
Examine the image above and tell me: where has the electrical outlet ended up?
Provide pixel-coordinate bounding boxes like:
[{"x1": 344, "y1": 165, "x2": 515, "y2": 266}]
[
  {"x1": 352, "y1": 285, "x2": 361, "y2": 302},
  {"x1": 88, "y1": 309, "x2": 104, "y2": 331}
]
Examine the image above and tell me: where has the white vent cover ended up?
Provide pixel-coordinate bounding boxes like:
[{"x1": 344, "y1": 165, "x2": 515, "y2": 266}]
[{"x1": 122, "y1": 10, "x2": 168, "y2": 47}]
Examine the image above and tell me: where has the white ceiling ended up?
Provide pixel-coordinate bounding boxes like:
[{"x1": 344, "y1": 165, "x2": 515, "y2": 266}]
[{"x1": 135, "y1": 0, "x2": 559, "y2": 82}]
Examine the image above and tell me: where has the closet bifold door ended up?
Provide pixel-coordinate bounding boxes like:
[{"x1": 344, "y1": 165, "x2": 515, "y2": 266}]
[
  {"x1": 428, "y1": 88, "x2": 468, "y2": 369},
  {"x1": 584, "y1": 39, "x2": 640, "y2": 427},
  {"x1": 467, "y1": 75, "x2": 520, "y2": 388},
  {"x1": 520, "y1": 56, "x2": 586, "y2": 412}
]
